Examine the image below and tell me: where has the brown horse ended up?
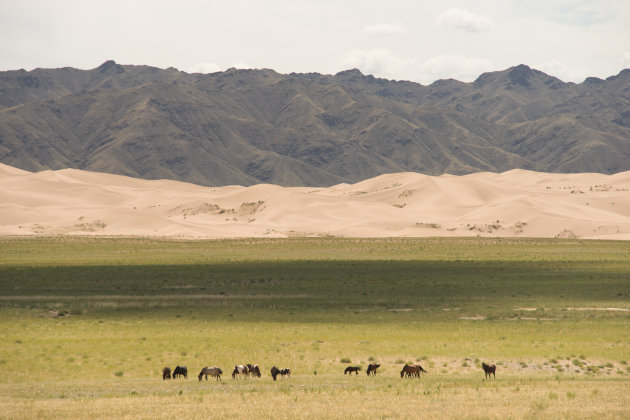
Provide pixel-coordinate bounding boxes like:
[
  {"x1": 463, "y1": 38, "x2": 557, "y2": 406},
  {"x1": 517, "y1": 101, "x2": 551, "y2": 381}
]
[
  {"x1": 162, "y1": 367, "x2": 171, "y2": 380},
  {"x1": 482, "y1": 363, "x2": 496, "y2": 379},
  {"x1": 344, "y1": 366, "x2": 361, "y2": 375},
  {"x1": 400, "y1": 364, "x2": 427, "y2": 378},
  {"x1": 198, "y1": 366, "x2": 222, "y2": 381},
  {"x1": 366, "y1": 364, "x2": 380, "y2": 375}
]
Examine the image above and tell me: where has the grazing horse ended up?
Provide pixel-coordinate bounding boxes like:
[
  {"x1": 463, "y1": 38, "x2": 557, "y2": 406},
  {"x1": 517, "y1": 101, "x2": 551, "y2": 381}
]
[
  {"x1": 271, "y1": 365, "x2": 280, "y2": 381},
  {"x1": 162, "y1": 367, "x2": 171, "y2": 380},
  {"x1": 247, "y1": 364, "x2": 261, "y2": 378},
  {"x1": 366, "y1": 364, "x2": 380, "y2": 376},
  {"x1": 344, "y1": 366, "x2": 361, "y2": 375},
  {"x1": 232, "y1": 364, "x2": 250, "y2": 379},
  {"x1": 271, "y1": 366, "x2": 291, "y2": 381},
  {"x1": 482, "y1": 363, "x2": 496, "y2": 379},
  {"x1": 198, "y1": 366, "x2": 223, "y2": 381},
  {"x1": 400, "y1": 364, "x2": 427, "y2": 378},
  {"x1": 173, "y1": 365, "x2": 187, "y2": 379}
]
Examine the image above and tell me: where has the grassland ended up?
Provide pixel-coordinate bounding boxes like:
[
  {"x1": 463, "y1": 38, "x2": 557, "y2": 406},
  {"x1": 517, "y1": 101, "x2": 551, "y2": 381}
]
[{"x1": 1, "y1": 237, "x2": 629, "y2": 419}]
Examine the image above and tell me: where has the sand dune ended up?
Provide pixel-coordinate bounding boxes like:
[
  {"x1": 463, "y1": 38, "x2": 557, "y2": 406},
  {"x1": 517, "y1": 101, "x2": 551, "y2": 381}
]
[{"x1": 1, "y1": 163, "x2": 629, "y2": 239}]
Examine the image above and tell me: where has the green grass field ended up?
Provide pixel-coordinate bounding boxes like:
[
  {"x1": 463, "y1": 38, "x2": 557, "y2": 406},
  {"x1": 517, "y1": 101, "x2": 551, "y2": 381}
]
[{"x1": 1, "y1": 237, "x2": 629, "y2": 419}]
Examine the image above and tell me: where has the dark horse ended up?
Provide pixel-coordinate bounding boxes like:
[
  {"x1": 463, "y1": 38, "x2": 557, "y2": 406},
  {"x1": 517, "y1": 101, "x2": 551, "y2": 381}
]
[
  {"x1": 366, "y1": 364, "x2": 380, "y2": 375},
  {"x1": 173, "y1": 365, "x2": 187, "y2": 379},
  {"x1": 400, "y1": 364, "x2": 427, "y2": 378},
  {"x1": 482, "y1": 362, "x2": 496, "y2": 379},
  {"x1": 344, "y1": 366, "x2": 361, "y2": 375},
  {"x1": 162, "y1": 367, "x2": 171, "y2": 380},
  {"x1": 247, "y1": 364, "x2": 262, "y2": 378},
  {"x1": 271, "y1": 366, "x2": 291, "y2": 381}
]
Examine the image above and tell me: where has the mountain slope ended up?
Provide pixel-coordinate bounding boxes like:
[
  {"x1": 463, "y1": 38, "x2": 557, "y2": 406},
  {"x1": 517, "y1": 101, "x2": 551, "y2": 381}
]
[{"x1": 1, "y1": 62, "x2": 629, "y2": 186}]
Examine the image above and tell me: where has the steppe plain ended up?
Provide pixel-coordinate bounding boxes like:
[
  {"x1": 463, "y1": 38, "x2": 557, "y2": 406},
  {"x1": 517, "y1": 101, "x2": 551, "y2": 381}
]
[{"x1": 1, "y1": 165, "x2": 629, "y2": 419}]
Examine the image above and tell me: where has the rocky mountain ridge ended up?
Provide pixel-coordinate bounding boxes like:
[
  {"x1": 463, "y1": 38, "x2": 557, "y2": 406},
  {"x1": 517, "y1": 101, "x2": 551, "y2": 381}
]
[{"x1": 1, "y1": 61, "x2": 629, "y2": 186}]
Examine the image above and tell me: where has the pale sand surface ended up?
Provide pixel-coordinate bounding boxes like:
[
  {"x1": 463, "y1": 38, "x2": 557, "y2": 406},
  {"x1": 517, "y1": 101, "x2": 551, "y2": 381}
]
[{"x1": 1, "y1": 163, "x2": 629, "y2": 239}]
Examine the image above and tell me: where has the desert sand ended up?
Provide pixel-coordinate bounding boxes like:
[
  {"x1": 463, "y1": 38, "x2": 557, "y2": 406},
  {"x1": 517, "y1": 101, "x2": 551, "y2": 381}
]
[{"x1": 1, "y1": 163, "x2": 629, "y2": 239}]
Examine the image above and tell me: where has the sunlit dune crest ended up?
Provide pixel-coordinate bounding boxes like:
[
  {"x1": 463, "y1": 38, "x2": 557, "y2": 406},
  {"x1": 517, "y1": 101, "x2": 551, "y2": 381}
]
[{"x1": 1, "y1": 164, "x2": 629, "y2": 240}]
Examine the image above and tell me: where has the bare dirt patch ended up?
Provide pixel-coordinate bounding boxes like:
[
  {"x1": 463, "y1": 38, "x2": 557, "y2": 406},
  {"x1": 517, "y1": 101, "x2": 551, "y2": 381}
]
[{"x1": 564, "y1": 307, "x2": 630, "y2": 312}]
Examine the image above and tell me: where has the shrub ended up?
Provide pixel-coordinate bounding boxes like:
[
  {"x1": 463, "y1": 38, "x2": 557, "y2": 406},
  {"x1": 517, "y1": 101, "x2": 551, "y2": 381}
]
[
  {"x1": 340, "y1": 358, "x2": 351, "y2": 363},
  {"x1": 587, "y1": 366, "x2": 599, "y2": 374}
]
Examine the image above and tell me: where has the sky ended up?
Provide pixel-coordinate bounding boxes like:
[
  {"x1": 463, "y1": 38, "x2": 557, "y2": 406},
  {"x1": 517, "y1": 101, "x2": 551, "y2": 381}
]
[{"x1": 1, "y1": 0, "x2": 629, "y2": 85}]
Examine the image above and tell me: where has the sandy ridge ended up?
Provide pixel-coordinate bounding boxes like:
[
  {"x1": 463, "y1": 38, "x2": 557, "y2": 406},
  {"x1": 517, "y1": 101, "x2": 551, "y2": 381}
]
[{"x1": 1, "y1": 164, "x2": 629, "y2": 239}]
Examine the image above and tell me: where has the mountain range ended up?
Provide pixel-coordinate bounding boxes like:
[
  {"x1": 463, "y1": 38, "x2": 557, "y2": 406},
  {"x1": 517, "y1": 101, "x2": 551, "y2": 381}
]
[{"x1": 1, "y1": 60, "x2": 629, "y2": 186}]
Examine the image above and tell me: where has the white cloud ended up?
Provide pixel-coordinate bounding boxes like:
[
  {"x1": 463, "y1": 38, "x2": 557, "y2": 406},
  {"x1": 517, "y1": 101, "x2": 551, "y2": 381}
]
[
  {"x1": 422, "y1": 55, "x2": 494, "y2": 82},
  {"x1": 340, "y1": 49, "x2": 421, "y2": 82},
  {"x1": 434, "y1": 7, "x2": 491, "y2": 33},
  {"x1": 186, "y1": 61, "x2": 254, "y2": 75},
  {"x1": 622, "y1": 52, "x2": 630, "y2": 69},
  {"x1": 546, "y1": 0, "x2": 615, "y2": 27},
  {"x1": 362, "y1": 22, "x2": 408, "y2": 35},
  {"x1": 229, "y1": 62, "x2": 254, "y2": 69},
  {"x1": 538, "y1": 59, "x2": 586, "y2": 83},
  {"x1": 339, "y1": 49, "x2": 493, "y2": 84},
  {"x1": 187, "y1": 62, "x2": 221, "y2": 74}
]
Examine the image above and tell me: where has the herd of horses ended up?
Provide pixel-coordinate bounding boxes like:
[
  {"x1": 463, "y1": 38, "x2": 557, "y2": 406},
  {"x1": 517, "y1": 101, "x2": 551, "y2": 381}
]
[
  {"x1": 162, "y1": 364, "x2": 290, "y2": 381},
  {"x1": 162, "y1": 362, "x2": 497, "y2": 380}
]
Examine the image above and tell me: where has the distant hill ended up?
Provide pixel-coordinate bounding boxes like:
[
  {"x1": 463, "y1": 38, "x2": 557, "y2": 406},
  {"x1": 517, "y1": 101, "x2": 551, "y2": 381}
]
[{"x1": 1, "y1": 61, "x2": 629, "y2": 186}]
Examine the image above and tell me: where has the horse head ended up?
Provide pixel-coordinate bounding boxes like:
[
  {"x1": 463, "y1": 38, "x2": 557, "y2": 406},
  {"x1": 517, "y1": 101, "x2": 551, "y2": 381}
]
[{"x1": 400, "y1": 364, "x2": 407, "y2": 378}]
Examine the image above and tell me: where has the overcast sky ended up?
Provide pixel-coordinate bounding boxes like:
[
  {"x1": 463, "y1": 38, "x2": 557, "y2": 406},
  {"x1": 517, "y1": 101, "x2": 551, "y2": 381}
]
[{"x1": 1, "y1": 0, "x2": 629, "y2": 84}]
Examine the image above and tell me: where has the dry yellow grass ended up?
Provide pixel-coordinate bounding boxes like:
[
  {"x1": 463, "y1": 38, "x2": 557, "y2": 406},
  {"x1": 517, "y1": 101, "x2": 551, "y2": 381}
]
[{"x1": 1, "y1": 376, "x2": 628, "y2": 419}]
